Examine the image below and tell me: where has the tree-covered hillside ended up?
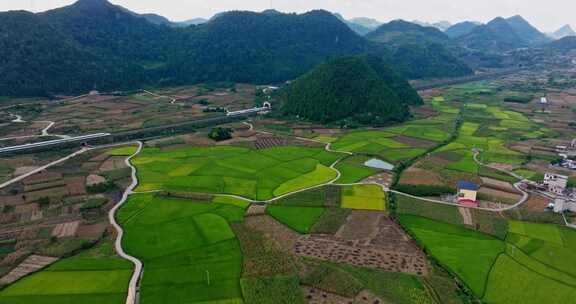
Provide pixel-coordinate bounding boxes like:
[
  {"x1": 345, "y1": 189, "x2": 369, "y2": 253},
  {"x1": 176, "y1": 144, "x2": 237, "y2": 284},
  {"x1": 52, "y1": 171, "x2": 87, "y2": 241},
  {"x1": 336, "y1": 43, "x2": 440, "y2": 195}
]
[
  {"x1": 366, "y1": 20, "x2": 473, "y2": 79},
  {"x1": 0, "y1": 0, "x2": 493, "y2": 97},
  {"x1": 0, "y1": 10, "x2": 146, "y2": 96},
  {"x1": 281, "y1": 56, "x2": 416, "y2": 125},
  {"x1": 168, "y1": 10, "x2": 368, "y2": 85},
  {"x1": 0, "y1": 0, "x2": 368, "y2": 96}
]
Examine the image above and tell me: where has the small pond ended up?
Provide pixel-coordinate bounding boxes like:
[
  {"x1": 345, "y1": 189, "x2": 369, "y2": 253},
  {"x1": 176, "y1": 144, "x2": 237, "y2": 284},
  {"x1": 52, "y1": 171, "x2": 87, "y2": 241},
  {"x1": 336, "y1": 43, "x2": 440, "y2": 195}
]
[{"x1": 364, "y1": 158, "x2": 395, "y2": 170}]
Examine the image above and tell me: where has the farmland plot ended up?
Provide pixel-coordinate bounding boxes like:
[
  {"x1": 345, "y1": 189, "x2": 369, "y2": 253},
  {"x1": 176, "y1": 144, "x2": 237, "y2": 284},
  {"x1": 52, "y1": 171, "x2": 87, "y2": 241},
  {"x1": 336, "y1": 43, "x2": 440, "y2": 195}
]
[
  {"x1": 133, "y1": 145, "x2": 342, "y2": 200},
  {"x1": 0, "y1": 242, "x2": 132, "y2": 304},
  {"x1": 117, "y1": 193, "x2": 245, "y2": 304}
]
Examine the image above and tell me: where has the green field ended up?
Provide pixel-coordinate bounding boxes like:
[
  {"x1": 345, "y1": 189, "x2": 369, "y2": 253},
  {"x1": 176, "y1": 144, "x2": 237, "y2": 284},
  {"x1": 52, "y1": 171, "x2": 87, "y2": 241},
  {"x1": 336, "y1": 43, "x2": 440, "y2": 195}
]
[
  {"x1": 483, "y1": 254, "x2": 576, "y2": 304},
  {"x1": 399, "y1": 215, "x2": 505, "y2": 296},
  {"x1": 330, "y1": 104, "x2": 458, "y2": 164},
  {"x1": 117, "y1": 193, "x2": 245, "y2": 304},
  {"x1": 341, "y1": 184, "x2": 386, "y2": 211},
  {"x1": 395, "y1": 194, "x2": 463, "y2": 226},
  {"x1": 410, "y1": 83, "x2": 554, "y2": 186},
  {"x1": 267, "y1": 205, "x2": 325, "y2": 234},
  {"x1": 133, "y1": 145, "x2": 342, "y2": 200},
  {"x1": 334, "y1": 155, "x2": 381, "y2": 184},
  {"x1": 107, "y1": 146, "x2": 138, "y2": 156},
  {"x1": 0, "y1": 242, "x2": 132, "y2": 304},
  {"x1": 400, "y1": 211, "x2": 576, "y2": 303}
]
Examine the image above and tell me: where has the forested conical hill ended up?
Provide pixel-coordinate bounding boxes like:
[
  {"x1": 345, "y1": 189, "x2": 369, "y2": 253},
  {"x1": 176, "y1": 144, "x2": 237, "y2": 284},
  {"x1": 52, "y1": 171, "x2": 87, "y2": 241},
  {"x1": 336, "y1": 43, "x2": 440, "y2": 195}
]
[{"x1": 281, "y1": 56, "x2": 417, "y2": 125}]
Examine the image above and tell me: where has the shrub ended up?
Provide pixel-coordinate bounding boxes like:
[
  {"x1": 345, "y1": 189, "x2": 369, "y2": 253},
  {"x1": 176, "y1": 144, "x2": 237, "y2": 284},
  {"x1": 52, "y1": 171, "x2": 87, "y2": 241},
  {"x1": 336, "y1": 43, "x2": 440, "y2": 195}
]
[
  {"x1": 87, "y1": 181, "x2": 117, "y2": 194},
  {"x1": 503, "y1": 95, "x2": 532, "y2": 103},
  {"x1": 208, "y1": 127, "x2": 233, "y2": 141},
  {"x1": 80, "y1": 198, "x2": 108, "y2": 212}
]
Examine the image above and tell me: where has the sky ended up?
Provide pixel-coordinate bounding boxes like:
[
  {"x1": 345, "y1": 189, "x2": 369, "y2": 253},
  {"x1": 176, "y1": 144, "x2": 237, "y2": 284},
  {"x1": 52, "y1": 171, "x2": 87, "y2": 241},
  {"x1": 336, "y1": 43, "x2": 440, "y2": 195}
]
[{"x1": 2, "y1": 0, "x2": 573, "y2": 32}]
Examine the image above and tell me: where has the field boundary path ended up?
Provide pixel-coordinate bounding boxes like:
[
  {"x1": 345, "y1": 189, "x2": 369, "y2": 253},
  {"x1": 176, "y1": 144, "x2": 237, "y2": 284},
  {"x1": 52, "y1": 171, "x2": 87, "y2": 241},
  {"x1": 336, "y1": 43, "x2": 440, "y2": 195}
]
[{"x1": 108, "y1": 141, "x2": 144, "y2": 304}]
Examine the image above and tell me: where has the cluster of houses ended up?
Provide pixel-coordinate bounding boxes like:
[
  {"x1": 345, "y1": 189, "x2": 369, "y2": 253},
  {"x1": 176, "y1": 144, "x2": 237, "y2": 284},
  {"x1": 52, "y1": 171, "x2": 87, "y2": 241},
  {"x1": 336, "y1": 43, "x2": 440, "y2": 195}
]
[
  {"x1": 454, "y1": 172, "x2": 575, "y2": 212},
  {"x1": 555, "y1": 140, "x2": 576, "y2": 170},
  {"x1": 538, "y1": 172, "x2": 576, "y2": 213}
]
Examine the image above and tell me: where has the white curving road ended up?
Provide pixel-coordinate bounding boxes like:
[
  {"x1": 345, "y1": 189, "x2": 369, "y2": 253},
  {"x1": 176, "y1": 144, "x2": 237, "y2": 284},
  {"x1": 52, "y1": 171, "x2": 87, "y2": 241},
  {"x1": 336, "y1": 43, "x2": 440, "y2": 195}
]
[{"x1": 107, "y1": 141, "x2": 144, "y2": 304}]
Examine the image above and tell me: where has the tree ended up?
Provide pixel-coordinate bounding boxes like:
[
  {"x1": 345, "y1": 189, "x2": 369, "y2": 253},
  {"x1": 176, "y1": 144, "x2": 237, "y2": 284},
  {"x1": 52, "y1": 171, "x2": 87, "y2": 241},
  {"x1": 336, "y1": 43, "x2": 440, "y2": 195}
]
[{"x1": 208, "y1": 128, "x2": 234, "y2": 141}]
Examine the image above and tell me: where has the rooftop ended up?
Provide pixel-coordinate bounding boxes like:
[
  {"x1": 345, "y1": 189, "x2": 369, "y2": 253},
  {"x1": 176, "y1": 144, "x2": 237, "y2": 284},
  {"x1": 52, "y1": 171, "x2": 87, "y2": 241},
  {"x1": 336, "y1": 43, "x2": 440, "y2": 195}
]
[{"x1": 458, "y1": 181, "x2": 478, "y2": 191}]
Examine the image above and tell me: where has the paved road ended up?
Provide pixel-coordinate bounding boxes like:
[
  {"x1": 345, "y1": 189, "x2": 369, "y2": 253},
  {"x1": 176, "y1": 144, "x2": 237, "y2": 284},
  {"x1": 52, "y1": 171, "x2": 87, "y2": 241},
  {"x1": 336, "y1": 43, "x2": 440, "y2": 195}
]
[
  {"x1": 0, "y1": 142, "x2": 142, "y2": 190},
  {"x1": 107, "y1": 141, "x2": 144, "y2": 304}
]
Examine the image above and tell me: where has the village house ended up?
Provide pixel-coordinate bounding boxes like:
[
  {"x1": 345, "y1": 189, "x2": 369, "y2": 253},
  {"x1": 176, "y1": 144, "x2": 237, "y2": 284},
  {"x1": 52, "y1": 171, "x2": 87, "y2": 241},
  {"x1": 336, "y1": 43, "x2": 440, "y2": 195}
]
[
  {"x1": 457, "y1": 181, "x2": 479, "y2": 207},
  {"x1": 553, "y1": 198, "x2": 576, "y2": 213},
  {"x1": 543, "y1": 173, "x2": 568, "y2": 195}
]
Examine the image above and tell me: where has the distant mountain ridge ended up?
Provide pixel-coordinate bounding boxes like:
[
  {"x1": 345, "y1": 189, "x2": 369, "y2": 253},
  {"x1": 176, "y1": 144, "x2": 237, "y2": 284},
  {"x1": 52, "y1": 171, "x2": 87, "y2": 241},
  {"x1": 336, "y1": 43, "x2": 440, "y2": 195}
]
[
  {"x1": 412, "y1": 20, "x2": 452, "y2": 31},
  {"x1": 333, "y1": 13, "x2": 372, "y2": 35},
  {"x1": 445, "y1": 21, "x2": 480, "y2": 38},
  {"x1": 367, "y1": 20, "x2": 451, "y2": 45},
  {"x1": 350, "y1": 17, "x2": 382, "y2": 30},
  {"x1": 505, "y1": 15, "x2": 550, "y2": 45},
  {"x1": 552, "y1": 25, "x2": 576, "y2": 39},
  {"x1": 457, "y1": 15, "x2": 550, "y2": 53},
  {"x1": 366, "y1": 20, "x2": 473, "y2": 79}
]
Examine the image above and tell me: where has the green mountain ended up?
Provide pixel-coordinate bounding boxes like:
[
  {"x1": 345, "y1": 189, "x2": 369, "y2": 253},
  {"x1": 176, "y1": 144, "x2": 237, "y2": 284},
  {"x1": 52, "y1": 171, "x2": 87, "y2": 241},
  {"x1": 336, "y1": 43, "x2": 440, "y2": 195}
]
[
  {"x1": 41, "y1": 0, "x2": 173, "y2": 62},
  {"x1": 366, "y1": 20, "x2": 473, "y2": 79},
  {"x1": 457, "y1": 16, "x2": 549, "y2": 53},
  {"x1": 445, "y1": 21, "x2": 480, "y2": 38},
  {"x1": 505, "y1": 15, "x2": 550, "y2": 45},
  {"x1": 0, "y1": 0, "x2": 490, "y2": 97},
  {"x1": 457, "y1": 17, "x2": 528, "y2": 53},
  {"x1": 0, "y1": 10, "x2": 145, "y2": 96},
  {"x1": 281, "y1": 56, "x2": 418, "y2": 125},
  {"x1": 170, "y1": 10, "x2": 368, "y2": 84},
  {"x1": 366, "y1": 20, "x2": 451, "y2": 46},
  {"x1": 1, "y1": 0, "x2": 367, "y2": 96}
]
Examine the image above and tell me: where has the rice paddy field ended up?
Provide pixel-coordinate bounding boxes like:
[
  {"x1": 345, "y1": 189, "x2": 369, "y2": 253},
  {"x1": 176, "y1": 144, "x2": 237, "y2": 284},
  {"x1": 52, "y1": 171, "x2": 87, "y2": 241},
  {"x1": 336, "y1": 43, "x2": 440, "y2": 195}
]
[
  {"x1": 2, "y1": 74, "x2": 574, "y2": 304},
  {"x1": 133, "y1": 145, "x2": 342, "y2": 200},
  {"x1": 399, "y1": 81, "x2": 556, "y2": 193},
  {"x1": 0, "y1": 242, "x2": 132, "y2": 304},
  {"x1": 116, "y1": 193, "x2": 247, "y2": 304},
  {"x1": 333, "y1": 155, "x2": 382, "y2": 184},
  {"x1": 399, "y1": 210, "x2": 576, "y2": 304},
  {"x1": 330, "y1": 101, "x2": 459, "y2": 164},
  {"x1": 340, "y1": 184, "x2": 387, "y2": 211}
]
